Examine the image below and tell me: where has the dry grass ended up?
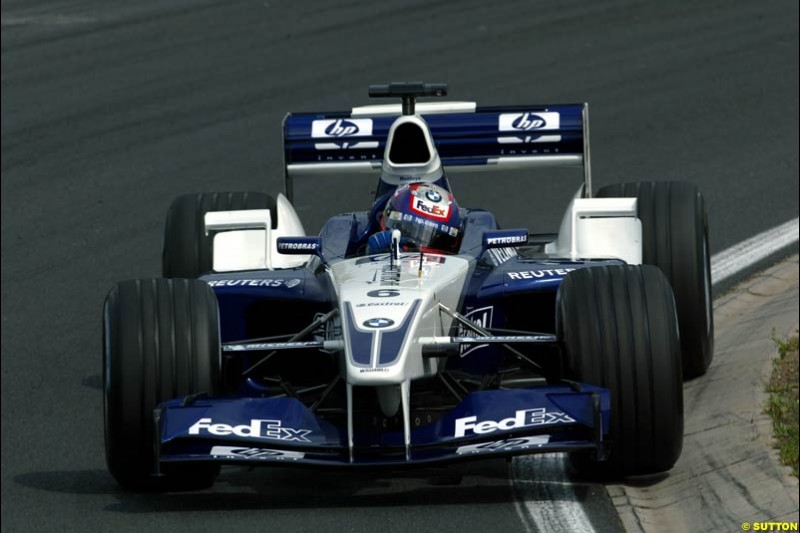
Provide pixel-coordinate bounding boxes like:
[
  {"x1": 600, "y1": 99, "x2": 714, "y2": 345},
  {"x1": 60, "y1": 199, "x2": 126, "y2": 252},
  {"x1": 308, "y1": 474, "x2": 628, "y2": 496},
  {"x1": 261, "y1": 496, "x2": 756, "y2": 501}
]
[{"x1": 765, "y1": 333, "x2": 799, "y2": 477}]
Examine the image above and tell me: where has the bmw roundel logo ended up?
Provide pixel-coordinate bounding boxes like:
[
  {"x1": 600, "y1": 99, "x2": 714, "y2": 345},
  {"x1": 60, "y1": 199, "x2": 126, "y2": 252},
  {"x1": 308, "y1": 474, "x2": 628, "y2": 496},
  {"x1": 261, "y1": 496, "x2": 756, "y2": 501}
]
[
  {"x1": 363, "y1": 317, "x2": 395, "y2": 329},
  {"x1": 425, "y1": 189, "x2": 442, "y2": 202}
]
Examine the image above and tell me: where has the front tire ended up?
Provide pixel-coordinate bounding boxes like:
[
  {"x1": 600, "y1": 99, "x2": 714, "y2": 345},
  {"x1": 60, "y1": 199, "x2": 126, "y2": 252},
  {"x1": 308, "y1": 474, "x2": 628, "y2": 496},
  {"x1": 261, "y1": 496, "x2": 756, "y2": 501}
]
[
  {"x1": 103, "y1": 278, "x2": 221, "y2": 490},
  {"x1": 557, "y1": 265, "x2": 683, "y2": 477}
]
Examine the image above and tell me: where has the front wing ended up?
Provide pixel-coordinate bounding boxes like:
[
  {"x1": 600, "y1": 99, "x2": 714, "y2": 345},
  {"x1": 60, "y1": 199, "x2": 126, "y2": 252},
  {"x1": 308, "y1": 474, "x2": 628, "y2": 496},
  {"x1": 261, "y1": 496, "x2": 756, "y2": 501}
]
[{"x1": 157, "y1": 384, "x2": 610, "y2": 468}]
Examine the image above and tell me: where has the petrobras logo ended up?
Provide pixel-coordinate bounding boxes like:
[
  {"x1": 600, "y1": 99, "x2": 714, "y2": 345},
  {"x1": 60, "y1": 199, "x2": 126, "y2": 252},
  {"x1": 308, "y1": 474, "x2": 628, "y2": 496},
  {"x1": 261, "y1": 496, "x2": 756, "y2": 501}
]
[
  {"x1": 275, "y1": 237, "x2": 322, "y2": 255},
  {"x1": 189, "y1": 418, "x2": 312, "y2": 442},
  {"x1": 486, "y1": 235, "x2": 526, "y2": 245},
  {"x1": 498, "y1": 112, "x2": 561, "y2": 144},
  {"x1": 312, "y1": 118, "x2": 378, "y2": 150},
  {"x1": 210, "y1": 446, "x2": 305, "y2": 461},
  {"x1": 278, "y1": 241, "x2": 319, "y2": 252},
  {"x1": 484, "y1": 230, "x2": 528, "y2": 246},
  {"x1": 454, "y1": 408, "x2": 575, "y2": 438}
]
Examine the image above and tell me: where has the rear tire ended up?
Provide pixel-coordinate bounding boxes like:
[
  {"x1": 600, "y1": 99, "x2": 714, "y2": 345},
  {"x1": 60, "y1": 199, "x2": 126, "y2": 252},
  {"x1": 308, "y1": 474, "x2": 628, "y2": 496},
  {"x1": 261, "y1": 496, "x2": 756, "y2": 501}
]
[
  {"x1": 597, "y1": 181, "x2": 713, "y2": 378},
  {"x1": 557, "y1": 265, "x2": 683, "y2": 477},
  {"x1": 162, "y1": 192, "x2": 277, "y2": 278},
  {"x1": 103, "y1": 278, "x2": 221, "y2": 491}
]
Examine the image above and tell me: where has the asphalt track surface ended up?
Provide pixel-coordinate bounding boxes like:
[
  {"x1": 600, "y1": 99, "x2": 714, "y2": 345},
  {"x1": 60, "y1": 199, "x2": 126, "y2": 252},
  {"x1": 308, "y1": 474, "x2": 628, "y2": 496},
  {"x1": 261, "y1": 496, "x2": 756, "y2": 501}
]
[{"x1": 1, "y1": 1, "x2": 797, "y2": 532}]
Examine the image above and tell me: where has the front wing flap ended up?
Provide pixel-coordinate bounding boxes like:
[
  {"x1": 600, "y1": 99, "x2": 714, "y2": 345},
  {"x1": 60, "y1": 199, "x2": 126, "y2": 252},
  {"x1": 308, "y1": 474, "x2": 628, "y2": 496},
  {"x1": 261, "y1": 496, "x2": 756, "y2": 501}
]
[{"x1": 157, "y1": 385, "x2": 610, "y2": 467}]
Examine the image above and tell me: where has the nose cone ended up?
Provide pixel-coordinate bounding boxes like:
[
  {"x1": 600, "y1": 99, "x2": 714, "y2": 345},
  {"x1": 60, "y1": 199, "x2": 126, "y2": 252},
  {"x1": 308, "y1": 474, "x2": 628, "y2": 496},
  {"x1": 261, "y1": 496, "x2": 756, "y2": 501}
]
[
  {"x1": 329, "y1": 252, "x2": 472, "y2": 386},
  {"x1": 342, "y1": 293, "x2": 424, "y2": 384}
]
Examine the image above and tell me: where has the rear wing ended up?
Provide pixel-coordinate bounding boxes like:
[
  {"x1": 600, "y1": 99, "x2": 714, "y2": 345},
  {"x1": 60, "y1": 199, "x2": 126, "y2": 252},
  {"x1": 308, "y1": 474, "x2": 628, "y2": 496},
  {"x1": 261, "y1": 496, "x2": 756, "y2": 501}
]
[{"x1": 282, "y1": 102, "x2": 592, "y2": 201}]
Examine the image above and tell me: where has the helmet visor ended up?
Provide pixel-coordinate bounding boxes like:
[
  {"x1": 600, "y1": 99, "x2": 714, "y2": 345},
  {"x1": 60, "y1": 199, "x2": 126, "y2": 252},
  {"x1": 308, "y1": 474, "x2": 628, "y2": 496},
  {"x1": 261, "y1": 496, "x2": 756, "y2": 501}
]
[{"x1": 384, "y1": 210, "x2": 461, "y2": 253}]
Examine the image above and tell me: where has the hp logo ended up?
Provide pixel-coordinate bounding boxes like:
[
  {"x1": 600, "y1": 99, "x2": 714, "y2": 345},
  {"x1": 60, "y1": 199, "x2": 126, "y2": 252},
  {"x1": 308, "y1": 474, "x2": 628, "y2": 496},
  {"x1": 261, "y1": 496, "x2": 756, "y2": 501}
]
[
  {"x1": 324, "y1": 119, "x2": 359, "y2": 137},
  {"x1": 511, "y1": 113, "x2": 546, "y2": 131},
  {"x1": 363, "y1": 317, "x2": 395, "y2": 329}
]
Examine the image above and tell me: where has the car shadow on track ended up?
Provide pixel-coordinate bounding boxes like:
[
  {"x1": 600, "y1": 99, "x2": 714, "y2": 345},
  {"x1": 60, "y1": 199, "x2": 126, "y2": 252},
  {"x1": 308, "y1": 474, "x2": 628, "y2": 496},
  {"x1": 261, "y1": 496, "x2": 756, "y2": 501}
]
[
  {"x1": 14, "y1": 459, "x2": 530, "y2": 513},
  {"x1": 14, "y1": 469, "x2": 117, "y2": 496}
]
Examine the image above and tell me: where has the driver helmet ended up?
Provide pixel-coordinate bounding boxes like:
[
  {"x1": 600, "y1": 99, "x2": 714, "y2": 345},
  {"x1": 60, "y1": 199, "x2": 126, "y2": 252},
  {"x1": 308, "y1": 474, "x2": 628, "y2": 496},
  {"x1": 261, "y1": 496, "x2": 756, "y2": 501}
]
[{"x1": 380, "y1": 183, "x2": 462, "y2": 253}]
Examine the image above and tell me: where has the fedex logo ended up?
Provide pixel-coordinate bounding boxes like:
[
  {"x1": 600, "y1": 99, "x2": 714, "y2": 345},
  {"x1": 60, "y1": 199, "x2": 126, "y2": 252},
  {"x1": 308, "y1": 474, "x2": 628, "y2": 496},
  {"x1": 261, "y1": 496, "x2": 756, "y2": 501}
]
[
  {"x1": 411, "y1": 198, "x2": 450, "y2": 219},
  {"x1": 189, "y1": 418, "x2": 312, "y2": 442},
  {"x1": 454, "y1": 408, "x2": 575, "y2": 438}
]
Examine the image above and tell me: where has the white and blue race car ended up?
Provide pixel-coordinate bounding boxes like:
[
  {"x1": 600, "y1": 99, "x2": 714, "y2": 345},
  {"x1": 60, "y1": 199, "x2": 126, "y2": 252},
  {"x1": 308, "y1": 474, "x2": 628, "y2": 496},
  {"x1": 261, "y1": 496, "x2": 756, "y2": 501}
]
[{"x1": 103, "y1": 83, "x2": 713, "y2": 490}]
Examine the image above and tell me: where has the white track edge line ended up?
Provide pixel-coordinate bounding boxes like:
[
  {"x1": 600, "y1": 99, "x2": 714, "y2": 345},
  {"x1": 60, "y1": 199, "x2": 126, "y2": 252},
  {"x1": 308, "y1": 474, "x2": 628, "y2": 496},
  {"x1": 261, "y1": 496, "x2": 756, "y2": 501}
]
[
  {"x1": 711, "y1": 217, "x2": 799, "y2": 285},
  {"x1": 512, "y1": 216, "x2": 800, "y2": 533}
]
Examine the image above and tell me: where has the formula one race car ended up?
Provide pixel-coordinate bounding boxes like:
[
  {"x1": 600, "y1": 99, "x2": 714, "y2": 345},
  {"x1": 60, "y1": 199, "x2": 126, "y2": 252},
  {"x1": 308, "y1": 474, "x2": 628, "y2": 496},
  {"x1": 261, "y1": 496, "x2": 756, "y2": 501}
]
[{"x1": 103, "y1": 83, "x2": 713, "y2": 490}]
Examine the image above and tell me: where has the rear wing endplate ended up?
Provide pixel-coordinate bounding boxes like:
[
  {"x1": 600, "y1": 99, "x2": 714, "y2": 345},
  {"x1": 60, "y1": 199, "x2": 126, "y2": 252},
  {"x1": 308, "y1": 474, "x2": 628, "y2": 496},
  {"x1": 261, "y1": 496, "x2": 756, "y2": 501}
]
[{"x1": 282, "y1": 102, "x2": 592, "y2": 201}]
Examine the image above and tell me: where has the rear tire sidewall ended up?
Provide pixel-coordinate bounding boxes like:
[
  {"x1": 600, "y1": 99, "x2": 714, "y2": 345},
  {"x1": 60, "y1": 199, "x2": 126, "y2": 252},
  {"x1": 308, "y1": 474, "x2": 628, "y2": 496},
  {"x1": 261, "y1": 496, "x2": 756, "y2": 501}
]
[
  {"x1": 162, "y1": 192, "x2": 277, "y2": 279},
  {"x1": 597, "y1": 181, "x2": 714, "y2": 378}
]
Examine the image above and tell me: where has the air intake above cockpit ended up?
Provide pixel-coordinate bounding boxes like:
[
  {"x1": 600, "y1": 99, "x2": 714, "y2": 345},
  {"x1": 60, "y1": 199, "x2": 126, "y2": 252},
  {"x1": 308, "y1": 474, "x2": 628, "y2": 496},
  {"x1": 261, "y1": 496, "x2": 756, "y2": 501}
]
[{"x1": 380, "y1": 115, "x2": 443, "y2": 185}]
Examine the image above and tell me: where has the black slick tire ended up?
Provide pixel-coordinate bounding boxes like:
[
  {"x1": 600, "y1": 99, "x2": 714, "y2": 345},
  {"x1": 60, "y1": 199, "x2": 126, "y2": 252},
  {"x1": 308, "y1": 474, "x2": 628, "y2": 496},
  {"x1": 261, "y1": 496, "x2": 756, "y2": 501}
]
[
  {"x1": 557, "y1": 265, "x2": 683, "y2": 477},
  {"x1": 103, "y1": 278, "x2": 221, "y2": 491},
  {"x1": 597, "y1": 181, "x2": 714, "y2": 379}
]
